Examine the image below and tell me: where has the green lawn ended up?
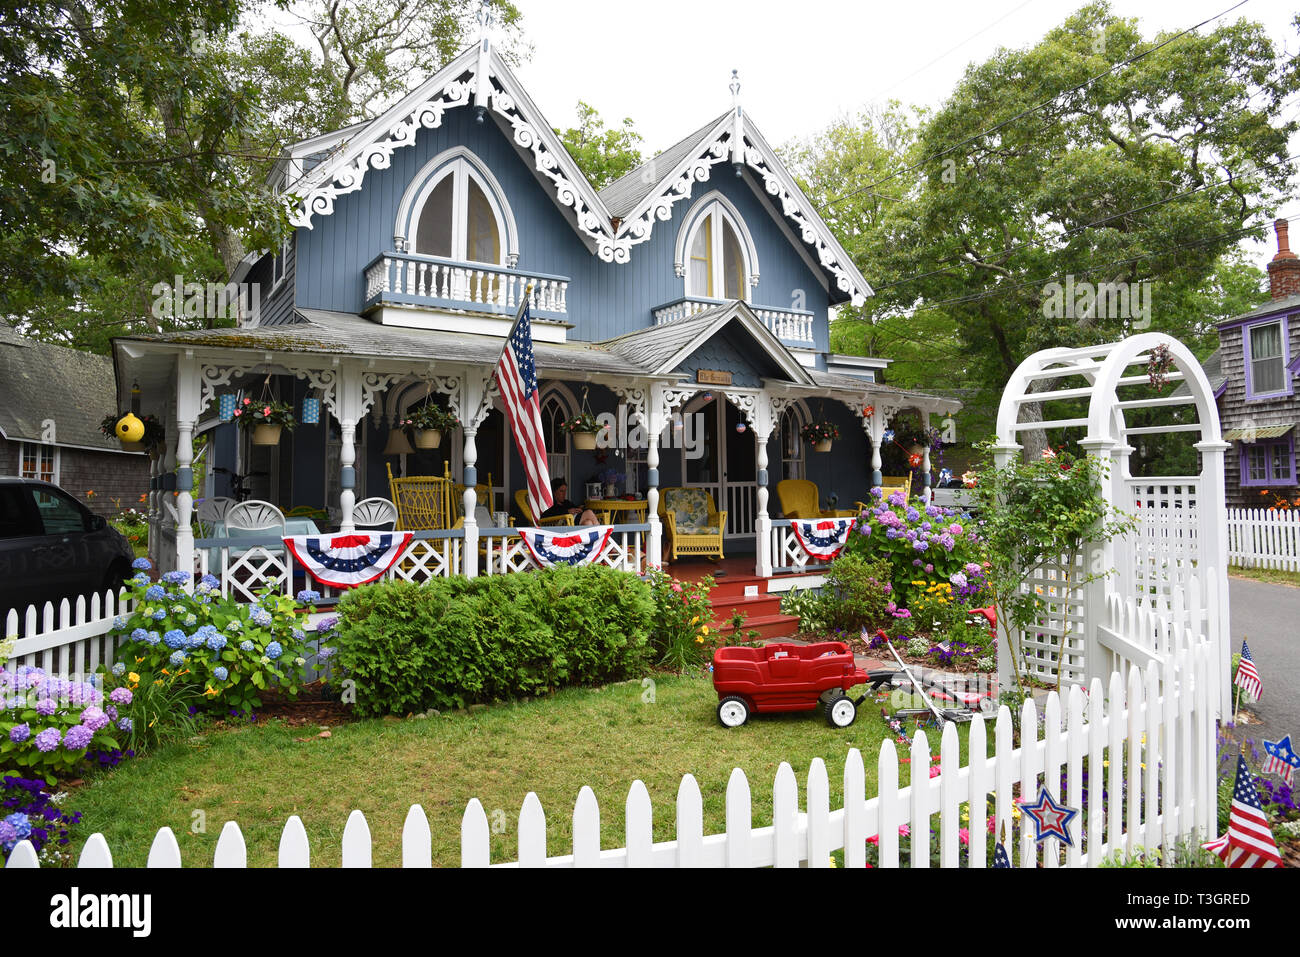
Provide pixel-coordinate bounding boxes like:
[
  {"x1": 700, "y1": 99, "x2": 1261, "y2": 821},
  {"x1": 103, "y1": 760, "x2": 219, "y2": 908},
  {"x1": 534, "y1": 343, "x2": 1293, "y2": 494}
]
[
  {"x1": 69, "y1": 673, "x2": 976, "y2": 867},
  {"x1": 1229, "y1": 565, "x2": 1300, "y2": 588}
]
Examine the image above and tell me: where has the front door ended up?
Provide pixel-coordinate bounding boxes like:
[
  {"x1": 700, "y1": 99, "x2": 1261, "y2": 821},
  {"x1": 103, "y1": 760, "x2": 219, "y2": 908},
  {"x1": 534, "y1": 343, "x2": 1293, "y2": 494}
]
[{"x1": 681, "y1": 394, "x2": 756, "y2": 542}]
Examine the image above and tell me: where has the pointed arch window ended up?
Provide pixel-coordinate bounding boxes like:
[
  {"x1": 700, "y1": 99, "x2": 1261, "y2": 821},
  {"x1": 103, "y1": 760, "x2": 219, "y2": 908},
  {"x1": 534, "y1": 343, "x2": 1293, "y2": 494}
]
[
  {"x1": 413, "y1": 158, "x2": 505, "y2": 265},
  {"x1": 685, "y1": 203, "x2": 749, "y2": 300}
]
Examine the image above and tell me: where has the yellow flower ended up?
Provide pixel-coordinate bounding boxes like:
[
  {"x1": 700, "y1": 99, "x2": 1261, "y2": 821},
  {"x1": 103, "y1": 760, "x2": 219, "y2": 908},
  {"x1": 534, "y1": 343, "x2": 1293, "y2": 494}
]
[
  {"x1": 701, "y1": 625, "x2": 709, "y2": 635},
  {"x1": 127, "y1": 672, "x2": 140, "y2": 683},
  {"x1": 695, "y1": 637, "x2": 704, "y2": 644},
  {"x1": 204, "y1": 686, "x2": 218, "y2": 697},
  {"x1": 153, "y1": 680, "x2": 162, "y2": 686},
  {"x1": 690, "y1": 616, "x2": 699, "y2": 625}
]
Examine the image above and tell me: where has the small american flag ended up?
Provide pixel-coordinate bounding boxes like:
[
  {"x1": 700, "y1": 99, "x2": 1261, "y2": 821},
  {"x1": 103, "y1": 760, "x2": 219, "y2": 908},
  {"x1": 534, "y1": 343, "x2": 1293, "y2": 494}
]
[
  {"x1": 1203, "y1": 754, "x2": 1282, "y2": 868},
  {"x1": 494, "y1": 301, "x2": 553, "y2": 521},
  {"x1": 1263, "y1": 735, "x2": 1298, "y2": 787},
  {"x1": 1234, "y1": 639, "x2": 1262, "y2": 701}
]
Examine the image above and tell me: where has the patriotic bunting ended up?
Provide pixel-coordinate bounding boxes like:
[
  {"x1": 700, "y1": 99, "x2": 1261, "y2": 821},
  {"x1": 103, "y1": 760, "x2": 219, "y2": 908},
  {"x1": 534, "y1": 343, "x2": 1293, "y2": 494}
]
[
  {"x1": 1203, "y1": 754, "x2": 1282, "y2": 868},
  {"x1": 284, "y1": 532, "x2": 413, "y2": 588},
  {"x1": 517, "y1": 525, "x2": 613, "y2": 569},
  {"x1": 1235, "y1": 639, "x2": 1262, "y2": 701},
  {"x1": 1263, "y1": 735, "x2": 1299, "y2": 787},
  {"x1": 791, "y1": 517, "x2": 855, "y2": 561}
]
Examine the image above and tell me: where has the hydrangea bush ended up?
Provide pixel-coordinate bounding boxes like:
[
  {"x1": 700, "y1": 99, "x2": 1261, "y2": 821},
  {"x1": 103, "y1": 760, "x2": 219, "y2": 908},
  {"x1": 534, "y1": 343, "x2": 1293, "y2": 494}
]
[
  {"x1": 0, "y1": 668, "x2": 124, "y2": 783},
  {"x1": 109, "y1": 559, "x2": 316, "y2": 714}
]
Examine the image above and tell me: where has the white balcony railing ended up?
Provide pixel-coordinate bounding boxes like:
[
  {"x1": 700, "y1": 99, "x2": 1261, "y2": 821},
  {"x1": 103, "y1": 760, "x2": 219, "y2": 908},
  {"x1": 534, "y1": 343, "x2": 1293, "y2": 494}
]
[
  {"x1": 364, "y1": 252, "x2": 569, "y2": 318},
  {"x1": 651, "y1": 296, "x2": 815, "y2": 344}
]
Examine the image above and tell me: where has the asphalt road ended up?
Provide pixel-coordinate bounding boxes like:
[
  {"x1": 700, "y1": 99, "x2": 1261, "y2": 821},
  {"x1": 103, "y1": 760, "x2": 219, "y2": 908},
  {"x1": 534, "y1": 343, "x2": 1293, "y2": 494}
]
[{"x1": 1228, "y1": 576, "x2": 1300, "y2": 748}]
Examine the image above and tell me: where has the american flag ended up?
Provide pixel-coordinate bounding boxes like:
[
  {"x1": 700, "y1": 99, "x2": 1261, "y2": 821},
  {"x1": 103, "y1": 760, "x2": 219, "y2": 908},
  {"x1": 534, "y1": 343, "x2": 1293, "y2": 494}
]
[
  {"x1": 1263, "y1": 735, "x2": 1298, "y2": 787},
  {"x1": 1235, "y1": 639, "x2": 1262, "y2": 701},
  {"x1": 494, "y1": 300, "x2": 553, "y2": 521},
  {"x1": 1203, "y1": 754, "x2": 1282, "y2": 868}
]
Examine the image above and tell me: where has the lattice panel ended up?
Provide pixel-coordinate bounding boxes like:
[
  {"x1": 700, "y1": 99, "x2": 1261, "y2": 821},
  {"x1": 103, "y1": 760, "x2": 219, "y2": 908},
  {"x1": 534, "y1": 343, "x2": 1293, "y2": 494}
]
[
  {"x1": 593, "y1": 530, "x2": 644, "y2": 574},
  {"x1": 770, "y1": 524, "x2": 827, "y2": 572},
  {"x1": 1127, "y1": 480, "x2": 1200, "y2": 616},
  {"x1": 484, "y1": 534, "x2": 532, "y2": 574},
  {"x1": 223, "y1": 547, "x2": 290, "y2": 603},
  {"x1": 389, "y1": 538, "x2": 461, "y2": 583},
  {"x1": 1015, "y1": 551, "x2": 1087, "y2": 686}
]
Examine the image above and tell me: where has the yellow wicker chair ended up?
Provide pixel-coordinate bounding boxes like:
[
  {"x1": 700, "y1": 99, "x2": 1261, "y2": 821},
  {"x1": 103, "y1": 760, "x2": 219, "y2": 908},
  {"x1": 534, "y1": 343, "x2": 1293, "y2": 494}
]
[
  {"x1": 387, "y1": 462, "x2": 455, "y2": 530},
  {"x1": 776, "y1": 479, "x2": 857, "y2": 520},
  {"x1": 855, "y1": 473, "x2": 913, "y2": 512},
  {"x1": 659, "y1": 487, "x2": 726, "y2": 561},
  {"x1": 515, "y1": 488, "x2": 574, "y2": 527}
]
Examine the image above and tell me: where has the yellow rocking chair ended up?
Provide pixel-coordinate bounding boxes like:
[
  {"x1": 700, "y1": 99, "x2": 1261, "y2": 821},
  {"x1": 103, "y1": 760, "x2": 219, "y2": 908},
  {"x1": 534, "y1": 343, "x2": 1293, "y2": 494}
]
[{"x1": 776, "y1": 479, "x2": 858, "y2": 520}]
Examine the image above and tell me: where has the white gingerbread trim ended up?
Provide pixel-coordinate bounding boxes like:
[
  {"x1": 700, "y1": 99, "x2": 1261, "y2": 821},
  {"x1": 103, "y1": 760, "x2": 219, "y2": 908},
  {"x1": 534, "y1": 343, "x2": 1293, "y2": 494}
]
[{"x1": 394, "y1": 146, "x2": 519, "y2": 265}]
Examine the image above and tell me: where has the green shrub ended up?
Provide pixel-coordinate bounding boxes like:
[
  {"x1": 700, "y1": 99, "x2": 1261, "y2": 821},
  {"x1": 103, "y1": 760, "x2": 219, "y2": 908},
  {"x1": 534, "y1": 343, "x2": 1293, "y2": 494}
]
[
  {"x1": 330, "y1": 566, "x2": 654, "y2": 716},
  {"x1": 780, "y1": 587, "x2": 826, "y2": 633},
  {"x1": 816, "y1": 553, "x2": 893, "y2": 634},
  {"x1": 645, "y1": 568, "x2": 715, "y2": 670}
]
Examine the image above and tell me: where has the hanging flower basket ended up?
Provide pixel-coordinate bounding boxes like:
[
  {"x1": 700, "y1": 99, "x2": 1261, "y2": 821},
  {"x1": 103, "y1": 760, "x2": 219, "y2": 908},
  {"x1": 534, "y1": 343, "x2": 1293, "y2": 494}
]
[
  {"x1": 563, "y1": 411, "x2": 604, "y2": 450},
  {"x1": 234, "y1": 396, "x2": 296, "y2": 446},
  {"x1": 800, "y1": 421, "x2": 840, "y2": 452},
  {"x1": 406, "y1": 401, "x2": 459, "y2": 449}
]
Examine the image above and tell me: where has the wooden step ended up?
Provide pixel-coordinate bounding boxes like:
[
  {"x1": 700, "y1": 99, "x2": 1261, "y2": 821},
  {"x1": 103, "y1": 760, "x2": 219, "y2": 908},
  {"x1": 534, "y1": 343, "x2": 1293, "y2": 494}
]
[
  {"x1": 706, "y1": 574, "x2": 770, "y2": 600},
  {"x1": 712, "y1": 613, "x2": 802, "y2": 643},
  {"x1": 708, "y1": 592, "x2": 782, "y2": 622}
]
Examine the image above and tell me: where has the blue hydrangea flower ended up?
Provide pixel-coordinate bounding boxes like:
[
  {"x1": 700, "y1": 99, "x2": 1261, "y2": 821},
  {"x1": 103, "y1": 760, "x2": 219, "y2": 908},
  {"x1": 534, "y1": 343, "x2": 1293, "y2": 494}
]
[
  {"x1": 112, "y1": 616, "x2": 126, "y2": 630},
  {"x1": 132, "y1": 557, "x2": 153, "y2": 570},
  {"x1": 130, "y1": 628, "x2": 149, "y2": 642},
  {"x1": 169, "y1": 650, "x2": 187, "y2": 667},
  {"x1": 250, "y1": 607, "x2": 273, "y2": 628},
  {"x1": 213, "y1": 666, "x2": 228, "y2": 681},
  {"x1": 145, "y1": 631, "x2": 161, "y2": 646},
  {"x1": 186, "y1": 632, "x2": 205, "y2": 650},
  {"x1": 199, "y1": 574, "x2": 220, "y2": 590},
  {"x1": 265, "y1": 641, "x2": 283, "y2": 660},
  {"x1": 117, "y1": 717, "x2": 133, "y2": 733},
  {"x1": 151, "y1": 609, "x2": 167, "y2": 621},
  {"x1": 239, "y1": 640, "x2": 254, "y2": 652},
  {"x1": 144, "y1": 585, "x2": 166, "y2": 601},
  {"x1": 296, "y1": 589, "x2": 321, "y2": 605},
  {"x1": 8, "y1": 724, "x2": 30, "y2": 744},
  {"x1": 206, "y1": 634, "x2": 227, "y2": 652},
  {"x1": 162, "y1": 570, "x2": 191, "y2": 585},
  {"x1": 182, "y1": 614, "x2": 198, "y2": 628},
  {"x1": 163, "y1": 629, "x2": 187, "y2": 650},
  {"x1": 131, "y1": 573, "x2": 151, "y2": 586},
  {"x1": 4, "y1": 812, "x2": 31, "y2": 841},
  {"x1": 318, "y1": 646, "x2": 337, "y2": 661},
  {"x1": 111, "y1": 662, "x2": 126, "y2": 677}
]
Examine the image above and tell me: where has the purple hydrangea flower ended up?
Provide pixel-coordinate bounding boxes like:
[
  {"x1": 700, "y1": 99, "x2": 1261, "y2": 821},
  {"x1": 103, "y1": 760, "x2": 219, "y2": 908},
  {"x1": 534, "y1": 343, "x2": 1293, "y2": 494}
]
[
  {"x1": 105, "y1": 704, "x2": 118, "y2": 721},
  {"x1": 924, "y1": 563, "x2": 934, "y2": 573},
  {"x1": 912, "y1": 540, "x2": 929, "y2": 552},
  {"x1": 62, "y1": 724, "x2": 94, "y2": 750},
  {"x1": 109, "y1": 686, "x2": 133, "y2": 706},
  {"x1": 9, "y1": 724, "x2": 30, "y2": 743},
  {"x1": 81, "y1": 706, "x2": 109, "y2": 731},
  {"x1": 965, "y1": 563, "x2": 981, "y2": 577},
  {"x1": 316, "y1": 617, "x2": 339, "y2": 633},
  {"x1": 35, "y1": 698, "x2": 56, "y2": 717},
  {"x1": 906, "y1": 508, "x2": 920, "y2": 522},
  {"x1": 0, "y1": 820, "x2": 17, "y2": 851},
  {"x1": 33, "y1": 728, "x2": 61, "y2": 752},
  {"x1": 318, "y1": 646, "x2": 337, "y2": 661},
  {"x1": 117, "y1": 717, "x2": 133, "y2": 733}
]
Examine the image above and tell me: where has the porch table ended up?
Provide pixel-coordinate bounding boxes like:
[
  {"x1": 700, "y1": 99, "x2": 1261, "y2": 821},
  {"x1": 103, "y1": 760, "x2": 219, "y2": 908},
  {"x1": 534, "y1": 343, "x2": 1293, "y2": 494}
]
[
  {"x1": 203, "y1": 517, "x2": 323, "y2": 561},
  {"x1": 584, "y1": 498, "x2": 649, "y2": 525}
]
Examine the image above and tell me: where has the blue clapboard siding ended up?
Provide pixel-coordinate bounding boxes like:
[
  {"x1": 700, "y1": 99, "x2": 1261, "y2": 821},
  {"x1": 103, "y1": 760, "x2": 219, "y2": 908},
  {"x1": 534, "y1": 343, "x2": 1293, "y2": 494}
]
[{"x1": 293, "y1": 108, "x2": 835, "y2": 349}]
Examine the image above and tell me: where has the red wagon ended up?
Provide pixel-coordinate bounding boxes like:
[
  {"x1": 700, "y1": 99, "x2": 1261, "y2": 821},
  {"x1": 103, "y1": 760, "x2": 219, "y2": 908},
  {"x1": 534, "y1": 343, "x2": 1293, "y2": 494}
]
[{"x1": 712, "y1": 641, "x2": 872, "y2": 728}]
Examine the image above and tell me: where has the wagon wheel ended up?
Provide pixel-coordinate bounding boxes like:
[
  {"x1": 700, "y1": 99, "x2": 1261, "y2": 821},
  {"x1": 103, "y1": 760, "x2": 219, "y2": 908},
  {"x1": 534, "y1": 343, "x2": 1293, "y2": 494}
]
[
  {"x1": 825, "y1": 693, "x2": 857, "y2": 728},
  {"x1": 717, "y1": 696, "x2": 749, "y2": 728}
]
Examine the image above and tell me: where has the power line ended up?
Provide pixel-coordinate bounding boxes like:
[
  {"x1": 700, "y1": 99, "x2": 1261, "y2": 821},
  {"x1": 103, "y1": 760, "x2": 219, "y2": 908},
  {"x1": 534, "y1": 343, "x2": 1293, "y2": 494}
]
[
  {"x1": 816, "y1": 0, "x2": 1253, "y2": 211},
  {"x1": 866, "y1": 150, "x2": 1300, "y2": 293},
  {"x1": 832, "y1": 210, "x2": 1296, "y2": 326}
]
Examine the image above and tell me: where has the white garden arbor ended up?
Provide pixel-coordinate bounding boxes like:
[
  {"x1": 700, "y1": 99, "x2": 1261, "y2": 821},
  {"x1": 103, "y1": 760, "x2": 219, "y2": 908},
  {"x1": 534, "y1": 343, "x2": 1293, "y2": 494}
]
[{"x1": 993, "y1": 332, "x2": 1230, "y2": 715}]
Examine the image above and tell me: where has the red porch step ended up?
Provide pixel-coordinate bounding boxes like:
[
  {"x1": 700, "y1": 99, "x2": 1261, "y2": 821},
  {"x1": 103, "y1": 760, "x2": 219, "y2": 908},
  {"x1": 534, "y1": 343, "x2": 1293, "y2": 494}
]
[{"x1": 704, "y1": 576, "x2": 801, "y2": 642}]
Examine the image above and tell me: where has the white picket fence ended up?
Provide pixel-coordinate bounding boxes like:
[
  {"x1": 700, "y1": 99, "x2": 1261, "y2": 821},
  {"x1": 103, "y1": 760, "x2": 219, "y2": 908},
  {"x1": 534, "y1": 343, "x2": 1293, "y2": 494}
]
[
  {"x1": 7, "y1": 637, "x2": 1215, "y2": 869},
  {"x1": 2, "y1": 590, "x2": 128, "y2": 675},
  {"x1": 1227, "y1": 507, "x2": 1300, "y2": 570}
]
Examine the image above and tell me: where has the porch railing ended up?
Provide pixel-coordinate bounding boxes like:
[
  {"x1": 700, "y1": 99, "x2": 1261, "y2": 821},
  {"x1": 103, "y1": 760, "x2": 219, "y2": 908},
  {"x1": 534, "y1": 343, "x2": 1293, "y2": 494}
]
[
  {"x1": 363, "y1": 252, "x2": 569, "y2": 319},
  {"x1": 768, "y1": 519, "x2": 831, "y2": 575},
  {"x1": 651, "y1": 296, "x2": 815, "y2": 344},
  {"x1": 482, "y1": 524, "x2": 648, "y2": 576}
]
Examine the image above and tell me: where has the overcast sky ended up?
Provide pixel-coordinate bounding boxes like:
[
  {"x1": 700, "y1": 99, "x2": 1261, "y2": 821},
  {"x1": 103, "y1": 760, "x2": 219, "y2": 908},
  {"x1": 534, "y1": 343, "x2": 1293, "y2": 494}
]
[{"x1": 510, "y1": 0, "x2": 1299, "y2": 265}]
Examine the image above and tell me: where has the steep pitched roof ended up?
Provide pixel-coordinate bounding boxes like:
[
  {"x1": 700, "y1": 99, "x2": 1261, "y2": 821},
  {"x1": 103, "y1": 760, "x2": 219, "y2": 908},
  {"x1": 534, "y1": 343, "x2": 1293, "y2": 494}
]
[
  {"x1": 0, "y1": 326, "x2": 123, "y2": 450},
  {"x1": 598, "y1": 113, "x2": 729, "y2": 219},
  {"x1": 1171, "y1": 348, "x2": 1226, "y2": 399}
]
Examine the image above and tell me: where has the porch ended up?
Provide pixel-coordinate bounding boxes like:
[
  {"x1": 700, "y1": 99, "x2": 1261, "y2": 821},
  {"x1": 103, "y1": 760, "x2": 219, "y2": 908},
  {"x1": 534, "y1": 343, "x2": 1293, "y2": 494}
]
[{"x1": 114, "y1": 302, "x2": 959, "y2": 600}]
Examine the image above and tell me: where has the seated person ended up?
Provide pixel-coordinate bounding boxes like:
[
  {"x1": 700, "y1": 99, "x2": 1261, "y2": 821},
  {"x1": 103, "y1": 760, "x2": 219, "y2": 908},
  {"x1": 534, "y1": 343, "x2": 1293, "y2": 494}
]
[{"x1": 541, "y1": 479, "x2": 600, "y2": 526}]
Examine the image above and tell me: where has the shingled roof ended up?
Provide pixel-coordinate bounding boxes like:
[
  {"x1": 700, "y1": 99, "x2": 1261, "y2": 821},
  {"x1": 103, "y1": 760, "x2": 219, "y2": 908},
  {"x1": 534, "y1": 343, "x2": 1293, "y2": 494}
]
[
  {"x1": 598, "y1": 113, "x2": 729, "y2": 219},
  {"x1": 0, "y1": 325, "x2": 122, "y2": 450}
]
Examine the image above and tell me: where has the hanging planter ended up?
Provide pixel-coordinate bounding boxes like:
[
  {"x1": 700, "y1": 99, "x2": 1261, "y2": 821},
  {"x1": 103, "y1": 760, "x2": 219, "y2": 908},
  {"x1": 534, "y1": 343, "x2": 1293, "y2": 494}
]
[
  {"x1": 801, "y1": 420, "x2": 840, "y2": 453},
  {"x1": 234, "y1": 377, "x2": 297, "y2": 447},
  {"x1": 405, "y1": 397, "x2": 459, "y2": 450},
  {"x1": 563, "y1": 409, "x2": 604, "y2": 451}
]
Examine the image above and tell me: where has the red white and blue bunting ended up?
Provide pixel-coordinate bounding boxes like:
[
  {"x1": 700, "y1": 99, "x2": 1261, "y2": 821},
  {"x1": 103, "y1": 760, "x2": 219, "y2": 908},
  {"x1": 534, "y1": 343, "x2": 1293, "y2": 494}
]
[
  {"x1": 517, "y1": 525, "x2": 613, "y2": 569},
  {"x1": 284, "y1": 532, "x2": 414, "y2": 588},
  {"x1": 791, "y1": 518, "x2": 855, "y2": 561}
]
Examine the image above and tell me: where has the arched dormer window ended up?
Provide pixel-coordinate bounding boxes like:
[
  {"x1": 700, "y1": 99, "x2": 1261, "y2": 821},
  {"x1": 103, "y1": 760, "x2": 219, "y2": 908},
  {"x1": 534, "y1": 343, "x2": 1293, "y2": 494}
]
[
  {"x1": 396, "y1": 148, "x2": 519, "y2": 266},
  {"x1": 675, "y1": 192, "x2": 759, "y2": 300}
]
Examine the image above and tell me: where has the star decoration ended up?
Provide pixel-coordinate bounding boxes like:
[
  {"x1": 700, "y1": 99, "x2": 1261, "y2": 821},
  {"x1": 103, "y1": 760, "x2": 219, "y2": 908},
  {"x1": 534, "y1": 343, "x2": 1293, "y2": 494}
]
[
  {"x1": 1018, "y1": 786, "x2": 1078, "y2": 847},
  {"x1": 1264, "y1": 735, "x2": 1300, "y2": 786}
]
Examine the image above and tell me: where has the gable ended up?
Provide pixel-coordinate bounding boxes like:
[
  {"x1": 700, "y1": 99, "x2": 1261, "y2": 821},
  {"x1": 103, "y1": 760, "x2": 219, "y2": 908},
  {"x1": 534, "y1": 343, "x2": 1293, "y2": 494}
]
[{"x1": 671, "y1": 322, "x2": 784, "y2": 387}]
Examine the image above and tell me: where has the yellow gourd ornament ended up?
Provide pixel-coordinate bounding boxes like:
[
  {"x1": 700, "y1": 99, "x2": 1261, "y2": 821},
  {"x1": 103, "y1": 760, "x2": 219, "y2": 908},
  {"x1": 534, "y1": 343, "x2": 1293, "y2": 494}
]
[{"x1": 115, "y1": 413, "x2": 145, "y2": 443}]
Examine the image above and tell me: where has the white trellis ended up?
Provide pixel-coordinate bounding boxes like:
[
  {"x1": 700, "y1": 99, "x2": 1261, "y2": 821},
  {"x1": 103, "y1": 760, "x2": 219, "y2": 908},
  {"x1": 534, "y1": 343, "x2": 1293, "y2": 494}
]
[{"x1": 994, "y1": 333, "x2": 1230, "y2": 715}]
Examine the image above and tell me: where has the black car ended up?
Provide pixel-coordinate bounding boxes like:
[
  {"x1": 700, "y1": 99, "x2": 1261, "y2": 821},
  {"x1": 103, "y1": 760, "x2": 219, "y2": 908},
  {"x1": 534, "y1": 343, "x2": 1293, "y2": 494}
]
[{"x1": 0, "y1": 476, "x2": 136, "y2": 625}]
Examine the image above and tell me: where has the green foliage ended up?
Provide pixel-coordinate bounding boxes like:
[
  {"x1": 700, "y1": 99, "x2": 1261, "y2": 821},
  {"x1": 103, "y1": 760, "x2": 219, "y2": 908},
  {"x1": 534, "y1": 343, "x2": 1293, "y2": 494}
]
[
  {"x1": 331, "y1": 567, "x2": 654, "y2": 716},
  {"x1": 233, "y1": 396, "x2": 296, "y2": 430},
  {"x1": 406, "y1": 401, "x2": 460, "y2": 432},
  {"x1": 969, "y1": 444, "x2": 1137, "y2": 690},
  {"x1": 908, "y1": 589, "x2": 995, "y2": 658},
  {"x1": 816, "y1": 553, "x2": 894, "y2": 634},
  {"x1": 556, "y1": 100, "x2": 644, "y2": 190},
  {"x1": 110, "y1": 565, "x2": 314, "y2": 714},
  {"x1": 781, "y1": 587, "x2": 826, "y2": 633},
  {"x1": 644, "y1": 568, "x2": 715, "y2": 671},
  {"x1": 111, "y1": 668, "x2": 204, "y2": 755}
]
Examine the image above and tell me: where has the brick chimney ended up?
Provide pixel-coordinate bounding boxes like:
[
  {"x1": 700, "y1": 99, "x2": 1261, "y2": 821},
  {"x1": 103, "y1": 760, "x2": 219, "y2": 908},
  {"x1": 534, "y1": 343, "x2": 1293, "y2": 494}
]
[{"x1": 1268, "y1": 218, "x2": 1300, "y2": 300}]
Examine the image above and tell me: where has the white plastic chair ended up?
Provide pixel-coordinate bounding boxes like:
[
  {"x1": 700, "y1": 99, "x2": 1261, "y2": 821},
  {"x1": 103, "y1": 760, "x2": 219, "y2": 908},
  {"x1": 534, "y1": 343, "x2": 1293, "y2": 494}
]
[
  {"x1": 224, "y1": 500, "x2": 286, "y2": 533},
  {"x1": 352, "y1": 497, "x2": 398, "y2": 531},
  {"x1": 196, "y1": 496, "x2": 236, "y2": 537}
]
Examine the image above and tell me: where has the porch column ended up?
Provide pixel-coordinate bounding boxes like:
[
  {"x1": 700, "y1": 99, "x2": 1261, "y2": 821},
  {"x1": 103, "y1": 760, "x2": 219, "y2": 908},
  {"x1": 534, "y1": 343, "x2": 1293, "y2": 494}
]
[
  {"x1": 335, "y1": 364, "x2": 364, "y2": 532},
  {"x1": 920, "y1": 410, "x2": 933, "y2": 505},
  {"x1": 1195, "y1": 438, "x2": 1233, "y2": 718},
  {"x1": 869, "y1": 412, "x2": 884, "y2": 489},
  {"x1": 754, "y1": 394, "x2": 778, "y2": 578},
  {"x1": 173, "y1": 355, "x2": 201, "y2": 589},
  {"x1": 459, "y1": 373, "x2": 491, "y2": 578},
  {"x1": 645, "y1": 383, "x2": 665, "y2": 569}
]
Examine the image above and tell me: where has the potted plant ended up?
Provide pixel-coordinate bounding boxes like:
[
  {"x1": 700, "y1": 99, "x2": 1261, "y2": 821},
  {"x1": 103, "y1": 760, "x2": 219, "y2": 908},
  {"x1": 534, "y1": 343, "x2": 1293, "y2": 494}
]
[
  {"x1": 406, "y1": 403, "x2": 460, "y2": 449},
  {"x1": 234, "y1": 397, "x2": 296, "y2": 445},
  {"x1": 800, "y1": 420, "x2": 841, "y2": 453},
  {"x1": 100, "y1": 412, "x2": 165, "y2": 454},
  {"x1": 563, "y1": 411, "x2": 605, "y2": 450}
]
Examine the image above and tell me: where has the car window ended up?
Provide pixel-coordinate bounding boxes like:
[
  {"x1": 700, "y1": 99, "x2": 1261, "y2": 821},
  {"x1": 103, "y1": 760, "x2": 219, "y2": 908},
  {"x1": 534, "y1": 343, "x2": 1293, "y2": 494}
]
[
  {"x1": 31, "y1": 488, "x2": 89, "y2": 534},
  {"x1": 0, "y1": 486, "x2": 40, "y2": 538}
]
